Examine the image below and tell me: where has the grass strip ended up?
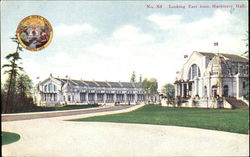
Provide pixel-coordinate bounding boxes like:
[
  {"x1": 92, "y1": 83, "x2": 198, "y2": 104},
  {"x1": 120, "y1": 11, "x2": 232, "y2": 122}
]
[{"x1": 70, "y1": 104, "x2": 249, "y2": 134}]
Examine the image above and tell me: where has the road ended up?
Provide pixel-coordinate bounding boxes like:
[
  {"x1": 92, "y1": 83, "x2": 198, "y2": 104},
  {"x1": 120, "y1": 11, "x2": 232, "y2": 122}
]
[{"x1": 2, "y1": 105, "x2": 133, "y2": 122}]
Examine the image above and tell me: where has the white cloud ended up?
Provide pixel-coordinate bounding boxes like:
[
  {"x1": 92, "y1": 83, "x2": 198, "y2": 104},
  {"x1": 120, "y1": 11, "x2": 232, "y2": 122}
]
[
  {"x1": 147, "y1": 9, "x2": 247, "y2": 54},
  {"x1": 147, "y1": 14, "x2": 182, "y2": 30},
  {"x1": 112, "y1": 25, "x2": 155, "y2": 45},
  {"x1": 54, "y1": 24, "x2": 96, "y2": 36},
  {"x1": 82, "y1": 25, "x2": 181, "y2": 87}
]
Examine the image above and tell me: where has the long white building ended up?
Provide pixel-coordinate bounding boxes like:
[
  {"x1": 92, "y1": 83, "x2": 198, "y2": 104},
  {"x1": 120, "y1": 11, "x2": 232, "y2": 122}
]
[
  {"x1": 174, "y1": 51, "x2": 249, "y2": 109},
  {"x1": 33, "y1": 75, "x2": 145, "y2": 106}
]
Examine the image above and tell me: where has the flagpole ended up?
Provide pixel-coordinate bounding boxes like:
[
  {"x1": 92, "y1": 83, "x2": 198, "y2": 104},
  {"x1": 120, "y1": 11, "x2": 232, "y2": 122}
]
[
  {"x1": 217, "y1": 43, "x2": 219, "y2": 54},
  {"x1": 214, "y1": 42, "x2": 219, "y2": 54}
]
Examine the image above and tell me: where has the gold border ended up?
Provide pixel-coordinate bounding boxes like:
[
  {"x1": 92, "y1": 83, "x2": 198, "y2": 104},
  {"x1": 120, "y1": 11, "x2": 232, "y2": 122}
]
[{"x1": 16, "y1": 15, "x2": 53, "y2": 51}]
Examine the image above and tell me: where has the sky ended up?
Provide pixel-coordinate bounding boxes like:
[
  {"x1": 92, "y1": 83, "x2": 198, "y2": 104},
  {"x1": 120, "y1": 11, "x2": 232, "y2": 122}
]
[{"x1": 1, "y1": 0, "x2": 249, "y2": 89}]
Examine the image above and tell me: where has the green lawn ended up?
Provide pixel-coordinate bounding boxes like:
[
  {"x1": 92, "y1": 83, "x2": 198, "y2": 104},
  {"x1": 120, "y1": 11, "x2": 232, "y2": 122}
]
[
  {"x1": 70, "y1": 104, "x2": 249, "y2": 134},
  {"x1": 1, "y1": 132, "x2": 20, "y2": 145}
]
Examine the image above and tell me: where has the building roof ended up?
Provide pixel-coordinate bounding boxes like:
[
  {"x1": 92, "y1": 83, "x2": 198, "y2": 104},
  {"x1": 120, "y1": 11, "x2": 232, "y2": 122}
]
[
  {"x1": 198, "y1": 52, "x2": 248, "y2": 63},
  {"x1": 95, "y1": 81, "x2": 111, "y2": 87},
  {"x1": 54, "y1": 77, "x2": 142, "y2": 88},
  {"x1": 120, "y1": 82, "x2": 134, "y2": 88},
  {"x1": 107, "y1": 82, "x2": 122, "y2": 88},
  {"x1": 83, "y1": 81, "x2": 99, "y2": 87}
]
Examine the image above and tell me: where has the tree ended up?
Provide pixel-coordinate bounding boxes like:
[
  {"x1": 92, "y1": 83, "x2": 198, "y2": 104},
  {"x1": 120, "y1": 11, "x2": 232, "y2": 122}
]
[
  {"x1": 242, "y1": 31, "x2": 249, "y2": 58},
  {"x1": 15, "y1": 72, "x2": 33, "y2": 110},
  {"x1": 142, "y1": 78, "x2": 158, "y2": 95},
  {"x1": 139, "y1": 75, "x2": 142, "y2": 83},
  {"x1": 2, "y1": 36, "x2": 23, "y2": 113},
  {"x1": 16, "y1": 72, "x2": 33, "y2": 98},
  {"x1": 142, "y1": 78, "x2": 158, "y2": 103},
  {"x1": 149, "y1": 78, "x2": 158, "y2": 95},
  {"x1": 161, "y1": 83, "x2": 175, "y2": 105},
  {"x1": 242, "y1": 31, "x2": 249, "y2": 101},
  {"x1": 142, "y1": 78, "x2": 150, "y2": 95},
  {"x1": 130, "y1": 71, "x2": 136, "y2": 83}
]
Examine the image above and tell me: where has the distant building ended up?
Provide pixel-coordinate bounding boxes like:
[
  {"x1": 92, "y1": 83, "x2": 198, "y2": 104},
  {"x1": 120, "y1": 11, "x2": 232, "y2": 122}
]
[
  {"x1": 174, "y1": 51, "x2": 249, "y2": 109},
  {"x1": 33, "y1": 75, "x2": 146, "y2": 106}
]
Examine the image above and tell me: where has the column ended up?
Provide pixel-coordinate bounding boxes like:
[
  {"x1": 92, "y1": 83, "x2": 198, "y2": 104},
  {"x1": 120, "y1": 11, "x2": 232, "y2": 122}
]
[
  {"x1": 86, "y1": 93, "x2": 88, "y2": 103},
  {"x1": 231, "y1": 77, "x2": 234, "y2": 97},
  {"x1": 132, "y1": 94, "x2": 135, "y2": 103},
  {"x1": 135, "y1": 94, "x2": 138, "y2": 103},
  {"x1": 196, "y1": 79, "x2": 199, "y2": 95},
  {"x1": 194, "y1": 79, "x2": 198, "y2": 96},
  {"x1": 187, "y1": 82, "x2": 191, "y2": 96},
  {"x1": 236, "y1": 74, "x2": 240, "y2": 99},
  {"x1": 112, "y1": 94, "x2": 114, "y2": 103},
  {"x1": 124, "y1": 94, "x2": 127, "y2": 103},
  {"x1": 114, "y1": 93, "x2": 117, "y2": 103},
  {"x1": 175, "y1": 84, "x2": 178, "y2": 97},
  {"x1": 104, "y1": 93, "x2": 107, "y2": 103},
  {"x1": 181, "y1": 84, "x2": 183, "y2": 96},
  {"x1": 208, "y1": 77, "x2": 211, "y2": 98},
  {"x1": 94, "y1": 93, "x2": 97, "y2": 103},
  {"x1": 184, "y1": 83, "x2": 187, "y2": 97}
]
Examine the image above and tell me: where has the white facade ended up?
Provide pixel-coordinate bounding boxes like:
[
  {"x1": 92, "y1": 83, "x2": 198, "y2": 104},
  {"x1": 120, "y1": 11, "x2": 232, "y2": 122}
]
[
  {"x1": 174, "y1": 51, "x2": 249, "y2": 108},
  {"x1": 33, "y1": 75, "x2": 146, "y2": 106}
]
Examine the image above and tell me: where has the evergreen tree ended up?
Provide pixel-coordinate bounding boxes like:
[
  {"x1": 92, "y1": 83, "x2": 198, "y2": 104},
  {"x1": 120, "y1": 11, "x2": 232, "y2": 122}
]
[
  {"x1": 130, "y1": 71, "x2": 136, "y2": 83},
  {"x1": 139, "y1": 75, "x2": 142, "y2": 83},
  {"x1": 2, "y1": 36, "x2": 23, "y2": 113},
  {"x1": 242, "y1": 31, "x2": 249, "y2": 58}
]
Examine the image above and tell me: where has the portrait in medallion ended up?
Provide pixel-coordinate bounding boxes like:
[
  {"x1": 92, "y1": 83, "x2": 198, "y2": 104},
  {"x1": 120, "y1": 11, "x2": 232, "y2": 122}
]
[{"x1": 16, "y1": 15, "x2": 53, "y2": 51}]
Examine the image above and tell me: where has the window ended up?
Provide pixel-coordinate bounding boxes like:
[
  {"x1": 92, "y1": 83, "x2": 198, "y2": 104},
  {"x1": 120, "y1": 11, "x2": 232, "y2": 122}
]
[
  {"x1": 80, "y1": 93, "x2": 86, "y2": 102},
  {"x1": 48, "y1": 84, "x2": 51, "y2": 91},
  {"x1": 211, "y1": 72, "x2": 218, "y2": 75},
  {"x1": 188, "y1": 83, "x2": 192, "y2": 91},
  {"x1": 243, "y1": 82, "x2": 246, "y2": 89},
  {"x1": 188, "y1": 64, "x2": 201, "y2": 80},
  {"x1": 204, "y1": 86, "x2": 207, "y2": 97},
  {"x1": 246, "y1": 65, "x2": 249, "y2": 75}
]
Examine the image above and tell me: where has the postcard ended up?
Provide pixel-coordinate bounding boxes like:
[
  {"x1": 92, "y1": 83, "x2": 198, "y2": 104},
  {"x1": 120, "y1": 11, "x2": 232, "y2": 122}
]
[{"x1": 1, "y1": 0, "x2": 249, "y2": 156}]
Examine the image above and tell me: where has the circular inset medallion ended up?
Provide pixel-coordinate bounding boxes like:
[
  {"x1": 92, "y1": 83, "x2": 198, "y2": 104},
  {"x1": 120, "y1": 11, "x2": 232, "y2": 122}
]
[{"x1": 16, "y1": 15, "x2": 53, "y2": 51}]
